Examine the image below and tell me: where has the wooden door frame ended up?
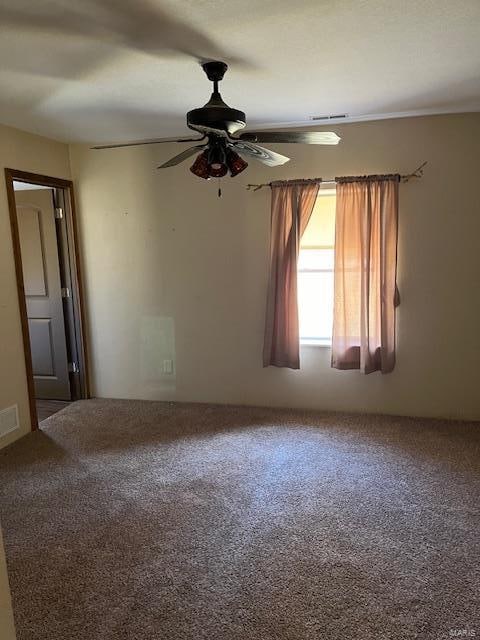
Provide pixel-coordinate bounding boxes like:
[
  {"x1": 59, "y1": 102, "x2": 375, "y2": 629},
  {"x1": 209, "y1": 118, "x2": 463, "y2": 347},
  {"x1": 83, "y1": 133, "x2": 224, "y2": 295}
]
[{"x1": 5, "y1": 168, "x2": 90, "y2": 430}]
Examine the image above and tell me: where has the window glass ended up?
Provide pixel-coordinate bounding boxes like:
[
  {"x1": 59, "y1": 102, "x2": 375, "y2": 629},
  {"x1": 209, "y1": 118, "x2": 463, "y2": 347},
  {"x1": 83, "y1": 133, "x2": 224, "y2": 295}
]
[{"x1": 298, "y1": 191, "x2": 336, "y2": 345}]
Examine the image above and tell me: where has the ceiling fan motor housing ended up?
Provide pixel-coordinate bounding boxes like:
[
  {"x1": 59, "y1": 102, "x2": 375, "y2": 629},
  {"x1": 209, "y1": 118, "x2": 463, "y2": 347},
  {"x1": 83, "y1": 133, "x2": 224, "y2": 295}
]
[
  {"x1": 187, "y1": 61, "x2": 246, "y2": 135},
  {"x1": 187, "y1": 104, "x2": 246, "y2": 135}
]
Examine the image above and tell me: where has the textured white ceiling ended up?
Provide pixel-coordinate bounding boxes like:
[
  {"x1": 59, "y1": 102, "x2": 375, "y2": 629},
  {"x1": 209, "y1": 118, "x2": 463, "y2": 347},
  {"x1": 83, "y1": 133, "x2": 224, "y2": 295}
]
[{"x1": 0, "y1": 0, "x2": 479, "y2": 144}]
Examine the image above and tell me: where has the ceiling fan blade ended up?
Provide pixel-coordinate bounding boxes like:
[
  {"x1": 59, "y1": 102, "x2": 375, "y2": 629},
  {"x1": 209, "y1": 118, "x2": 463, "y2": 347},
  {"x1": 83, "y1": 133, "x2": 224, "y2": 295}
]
[
  {"x1": 157, "y1": 145, "x2": 207, "y2": 169},
  {"x1": 93, "y1": 136, "x2": 206, "y2": 150},
  {"x1": 231, "y1": 141, "x2": 290, "y2": 167},
  {"x1": 188, "y1": 124, "x2": 234, "y2": 139},
  {"x1": 0, "y1": 0, "x2": 249, "y2": 69},
  {"x1": 237, "y1": 131, "x2": 341, "y2": 145}
]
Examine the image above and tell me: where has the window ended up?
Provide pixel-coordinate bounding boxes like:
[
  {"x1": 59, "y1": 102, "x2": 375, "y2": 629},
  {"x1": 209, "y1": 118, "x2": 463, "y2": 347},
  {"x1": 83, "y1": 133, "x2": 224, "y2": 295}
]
[{"x1": 298, "y1": 188, "x2": 336, "y2": 346}]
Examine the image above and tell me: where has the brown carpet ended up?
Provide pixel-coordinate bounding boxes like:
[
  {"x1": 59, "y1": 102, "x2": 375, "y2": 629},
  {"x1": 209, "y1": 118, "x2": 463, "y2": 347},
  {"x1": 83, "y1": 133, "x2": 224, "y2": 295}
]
[{"x1": 0, "y1": 399, "x2": 479, "y2": 640}]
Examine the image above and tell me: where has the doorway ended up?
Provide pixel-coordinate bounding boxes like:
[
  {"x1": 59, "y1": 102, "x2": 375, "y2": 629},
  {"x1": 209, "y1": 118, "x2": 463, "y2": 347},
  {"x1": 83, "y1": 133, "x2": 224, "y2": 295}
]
[{"x1": 5, "y1": 169, "x2": 89, "y2": 429}]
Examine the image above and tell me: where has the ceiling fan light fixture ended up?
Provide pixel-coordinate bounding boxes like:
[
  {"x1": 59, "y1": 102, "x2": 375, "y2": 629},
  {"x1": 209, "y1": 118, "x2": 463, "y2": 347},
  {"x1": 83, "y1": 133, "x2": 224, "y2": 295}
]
[
  {"x1": 206, "y1": 143, "x2": 227, "y2": 177},
  {"x1": 190, "y1": 150, "x2": 210, "y2": 179},
  {"x1": 226, "y1": 149, "x2": 248, "y2": 177},
  {"x1": 208, "y1": 163, "x2": 228, "y2": 177}
]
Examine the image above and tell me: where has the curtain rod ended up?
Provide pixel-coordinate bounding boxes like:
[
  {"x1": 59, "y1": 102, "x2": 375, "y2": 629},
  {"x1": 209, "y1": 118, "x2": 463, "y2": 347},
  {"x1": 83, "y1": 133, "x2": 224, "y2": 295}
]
[{"x1": 246, "y1": 161, "x2": 427, "y2": 192}]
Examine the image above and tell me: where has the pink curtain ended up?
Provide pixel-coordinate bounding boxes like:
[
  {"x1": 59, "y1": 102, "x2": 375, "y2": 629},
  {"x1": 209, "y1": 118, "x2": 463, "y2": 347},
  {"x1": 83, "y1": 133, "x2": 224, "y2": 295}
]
[
  {"x1": 331, "y1": 175, "x2": 400, "y2": 374},
  {"x1": 263, "y1": 179, "x2": 321, "y2": 368}
]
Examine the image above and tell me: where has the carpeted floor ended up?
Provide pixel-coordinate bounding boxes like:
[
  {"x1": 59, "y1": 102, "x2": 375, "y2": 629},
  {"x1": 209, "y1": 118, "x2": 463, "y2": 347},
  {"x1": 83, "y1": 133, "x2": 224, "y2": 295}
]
[{"x1": 0, "y1": 399, "x2": 479, "y2": 640}]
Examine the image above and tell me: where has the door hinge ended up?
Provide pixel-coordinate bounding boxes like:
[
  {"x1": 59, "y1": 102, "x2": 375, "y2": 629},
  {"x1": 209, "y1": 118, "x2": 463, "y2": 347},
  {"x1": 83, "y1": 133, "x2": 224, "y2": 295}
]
[
  {"x1": 55, "y1": 207, "x2": 63, "y2": 219},
  {"x1": 68, "y1": 362, "x2": 79, "y2": 374},
  {"x1": 61, "y1": 287, "x2": 71, "y2": 299}
]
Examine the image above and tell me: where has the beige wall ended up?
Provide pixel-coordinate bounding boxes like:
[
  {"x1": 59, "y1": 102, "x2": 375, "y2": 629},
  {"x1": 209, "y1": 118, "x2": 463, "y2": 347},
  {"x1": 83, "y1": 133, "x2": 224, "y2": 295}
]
[
  {"x1": 0, "y1": 528, "x2": 16, "y2": 640},
  {"x1": 69, "y1": 113, "x2": 480, "y2": 420},
  {"x1": 0, "y1": 124, "x2": 71, "y2": 449}
]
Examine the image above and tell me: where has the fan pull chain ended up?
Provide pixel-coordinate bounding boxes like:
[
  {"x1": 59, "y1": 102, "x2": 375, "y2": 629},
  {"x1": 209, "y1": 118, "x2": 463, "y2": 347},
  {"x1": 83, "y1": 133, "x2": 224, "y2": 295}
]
[{"x1": 217, "y1": 178, "x2": 222, "y2": 198}]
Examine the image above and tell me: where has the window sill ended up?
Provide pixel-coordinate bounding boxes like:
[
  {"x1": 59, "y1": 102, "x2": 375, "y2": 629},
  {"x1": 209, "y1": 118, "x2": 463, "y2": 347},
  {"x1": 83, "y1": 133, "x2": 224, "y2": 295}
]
[{"x1": 300, "y1": 339, "x2": 332, "y2": 348}]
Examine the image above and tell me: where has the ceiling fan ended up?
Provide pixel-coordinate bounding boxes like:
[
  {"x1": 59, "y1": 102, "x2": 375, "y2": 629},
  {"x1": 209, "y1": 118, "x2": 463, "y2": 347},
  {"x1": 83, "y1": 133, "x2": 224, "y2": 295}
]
[{"x1": 94, "y1": 61, "x2": 341, "y2": 179}]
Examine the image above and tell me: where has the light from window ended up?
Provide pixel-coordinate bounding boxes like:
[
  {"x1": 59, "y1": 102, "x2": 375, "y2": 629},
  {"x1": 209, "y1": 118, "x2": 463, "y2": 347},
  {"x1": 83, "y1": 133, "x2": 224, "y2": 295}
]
[{"x1": 298, "y1": 190, "x2": 336, "y2": 346}]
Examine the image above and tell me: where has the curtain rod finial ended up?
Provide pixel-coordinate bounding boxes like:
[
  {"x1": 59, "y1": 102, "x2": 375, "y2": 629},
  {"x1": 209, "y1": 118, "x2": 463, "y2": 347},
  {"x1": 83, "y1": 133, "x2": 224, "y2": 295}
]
[
  {"x1": 402, "y1": 161, "x2": 428, "y2": 183},
  {"x1": 247, "y1": 183, "x2": 270, "y2": 191}
]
